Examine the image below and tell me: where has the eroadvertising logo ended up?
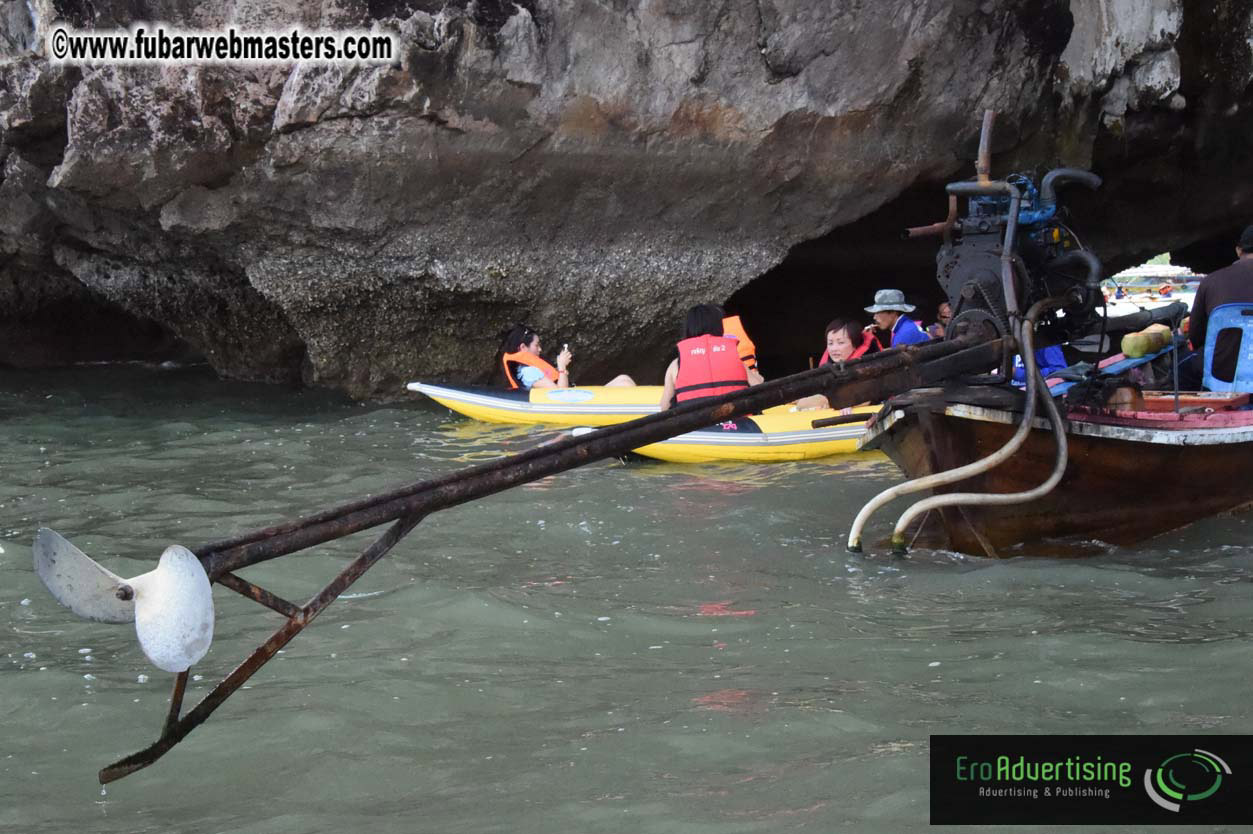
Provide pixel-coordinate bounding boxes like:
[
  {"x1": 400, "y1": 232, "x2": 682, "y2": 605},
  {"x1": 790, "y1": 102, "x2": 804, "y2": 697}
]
[
  {"x1": 930, "y1": 735, "x2": 1252, "y2": 825},
  {"x1": 1143, "y1": 749, "x2": 1231, "y2": 812}
]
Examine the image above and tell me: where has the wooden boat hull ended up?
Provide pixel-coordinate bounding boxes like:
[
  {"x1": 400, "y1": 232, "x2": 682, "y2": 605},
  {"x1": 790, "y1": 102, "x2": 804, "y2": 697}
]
[{"x1": 861, "y1": 402, "x2": 1253, "y2": 556}]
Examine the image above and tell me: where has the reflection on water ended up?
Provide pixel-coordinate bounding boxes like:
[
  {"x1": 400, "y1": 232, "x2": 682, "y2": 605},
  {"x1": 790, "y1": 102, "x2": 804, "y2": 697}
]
[{"x1": 2, "y1": 364, "x2": 1251, "y2": 833}]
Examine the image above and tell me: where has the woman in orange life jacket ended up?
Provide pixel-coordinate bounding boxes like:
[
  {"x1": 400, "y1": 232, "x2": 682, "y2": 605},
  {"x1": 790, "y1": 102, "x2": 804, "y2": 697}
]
[
  {"x1": 793, "y1": 318, "x2": 873, "y2": 411},
  {"x1": 659, "y1": 304, "x2": 764, "y2": 409},
  {"x1": 499, "y1": 324, "x2": 635, "y2": 390}
]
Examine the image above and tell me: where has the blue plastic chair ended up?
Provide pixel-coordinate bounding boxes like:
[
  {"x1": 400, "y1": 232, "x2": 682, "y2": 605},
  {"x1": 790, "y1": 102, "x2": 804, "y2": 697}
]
[{"x1": 1202, "y1": 303, "x2": 1253, "y2": 392}]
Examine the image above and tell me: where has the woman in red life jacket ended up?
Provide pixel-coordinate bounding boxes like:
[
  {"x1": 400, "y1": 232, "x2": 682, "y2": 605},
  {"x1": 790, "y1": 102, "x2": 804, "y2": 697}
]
[
  {"x1": 499, "y1": 324, "x2": 635, "y2": 390},
  {"x1": 659, "y1": 304, "x2": 762, "y2": 409},
  {"x1": 794, "y1": 318, "x2": 872, "y2": 411}
]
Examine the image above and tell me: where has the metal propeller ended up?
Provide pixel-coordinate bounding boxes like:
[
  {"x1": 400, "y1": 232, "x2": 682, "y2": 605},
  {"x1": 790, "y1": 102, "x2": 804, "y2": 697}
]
[{"x1": 33, "y1": 528, "x2": 215, "y2": 673}]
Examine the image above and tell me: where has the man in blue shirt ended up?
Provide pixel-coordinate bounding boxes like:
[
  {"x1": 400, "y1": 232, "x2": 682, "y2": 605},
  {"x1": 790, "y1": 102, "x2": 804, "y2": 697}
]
[{"x1": 865, "y1": 289, "x2": 929, "y2": 347}]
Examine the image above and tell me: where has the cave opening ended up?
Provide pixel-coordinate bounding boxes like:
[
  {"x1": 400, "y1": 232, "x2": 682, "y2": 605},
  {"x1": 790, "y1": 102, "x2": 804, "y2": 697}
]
[
  {"x1": 1170, "y1": 224, "x2": 1249, "y2": 275},
  {"x1": 725, "y1": 182, "x2": 954, "y2": 378},
  {"x1": 0, "y1": 270, "x2": 197, "y2": 370}
]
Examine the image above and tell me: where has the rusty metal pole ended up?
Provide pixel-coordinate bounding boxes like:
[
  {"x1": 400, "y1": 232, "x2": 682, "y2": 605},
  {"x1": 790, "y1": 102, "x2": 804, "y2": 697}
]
[
  {"x1": 197, "y1": 335, "x2": 1007, "y2": 579},
  {"x1": 99, "y1": 512, "x2": 426, "y2": 784},
  {"x1": 903, "y1": 195, "x2": 958, "y2": 242},
  {"x1": 95, "y1": 334, "x2": 1009, "y2": 784}
]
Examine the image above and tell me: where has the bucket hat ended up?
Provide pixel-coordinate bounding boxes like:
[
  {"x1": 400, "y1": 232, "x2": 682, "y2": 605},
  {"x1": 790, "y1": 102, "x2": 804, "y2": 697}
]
[{"x1": 864, "y1": 289, "x2": 915, "y2": 314}]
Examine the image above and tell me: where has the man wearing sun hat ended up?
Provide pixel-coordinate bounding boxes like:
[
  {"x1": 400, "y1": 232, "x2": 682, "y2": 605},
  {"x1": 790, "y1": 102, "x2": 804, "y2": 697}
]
[{"x1": 865, "y1": 289, "x2": 929, "y2": 347}]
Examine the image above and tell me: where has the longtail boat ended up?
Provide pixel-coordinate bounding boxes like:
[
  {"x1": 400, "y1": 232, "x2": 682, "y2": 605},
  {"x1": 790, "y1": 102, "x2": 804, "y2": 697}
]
[
  {"x1": 847, "y1": 111, "x2": 1253, "y2": 556},
  {"x1": 859, "y1": 388, "x2": 1253, "y2": 556}
]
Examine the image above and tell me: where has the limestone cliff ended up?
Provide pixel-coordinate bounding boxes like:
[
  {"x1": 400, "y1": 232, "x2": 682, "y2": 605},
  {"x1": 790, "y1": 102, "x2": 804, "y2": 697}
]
[{"x1": 2, "y1": 0, "x2": 1252, "y2": 396}]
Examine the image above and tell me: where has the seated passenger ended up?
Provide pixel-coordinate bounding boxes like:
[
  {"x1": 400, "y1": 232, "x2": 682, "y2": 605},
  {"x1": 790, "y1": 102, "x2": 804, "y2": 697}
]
[
  {"x1": 1185, "y1": 224, "x2": 1253, "y2": 387},
  {"x1": 500, "y1": 324, "x2": 635, "y2": 390},
  {"x1": 927, "y1": 301, "x2": 952, "y2": 339},
  {"x1": 818, "y1": 318, "x2": 873, "y2": 366},
  {"x1": 660, "y1": 304, "x2": 761, "y2": 409},
  {"x1": 721, "y1": 314, "x2": 759, "y2": 376},
  {"x1": 865, "y1": 289, "x2": 928, "y2": 347},
  {"x1": 795, "y1": 319, "x2": 871, "y2": 411}
]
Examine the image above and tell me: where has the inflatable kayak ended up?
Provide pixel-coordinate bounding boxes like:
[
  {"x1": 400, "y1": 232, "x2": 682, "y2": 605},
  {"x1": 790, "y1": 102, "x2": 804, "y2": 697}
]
[
  {"x1": 627, "y1": 407, "x2": 876, "y2": 463},
  {"x1": 407, "y1": 381, "x2": 662, "y2": 427},
  {"x1": 409, "y1": 381, "x2": 875, "y2": 462}
]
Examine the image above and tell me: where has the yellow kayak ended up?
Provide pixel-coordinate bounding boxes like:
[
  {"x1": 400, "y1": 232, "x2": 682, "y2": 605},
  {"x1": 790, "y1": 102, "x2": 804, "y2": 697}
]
[
  {"x1": 409, "y1": 381, "x2": 874, "y2": 462},
  {"x1": 629, "y1": 407, "x2": 876, "y2": 463},
  {"x1": 408, "y1": 381, "x2": 815, "y2": 428},
  {"x1": 407, "y1": 381, "x2": 663, "y2": 427}
]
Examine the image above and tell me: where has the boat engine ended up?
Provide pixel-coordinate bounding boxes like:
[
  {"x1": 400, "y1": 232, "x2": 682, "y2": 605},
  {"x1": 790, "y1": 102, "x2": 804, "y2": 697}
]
[
  {"x1": 936, "y1": 166, "x2": 1105, "y2": 350},
  {"x1": 898, "y1": 112, "x2": 1109, "y2": 357}
]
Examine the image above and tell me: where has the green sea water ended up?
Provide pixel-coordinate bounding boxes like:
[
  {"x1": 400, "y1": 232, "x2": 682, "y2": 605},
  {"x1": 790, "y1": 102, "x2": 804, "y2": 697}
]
[{"x1": 2, "y1": 364, "x2": 1251, "y2": 833}]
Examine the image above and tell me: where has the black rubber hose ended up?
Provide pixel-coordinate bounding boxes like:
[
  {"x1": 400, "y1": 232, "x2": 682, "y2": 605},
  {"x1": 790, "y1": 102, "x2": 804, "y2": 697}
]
[
  {"x1": 1040, "y1": 168, "x2": 1103, "y2": 206},
  {"x1": 1103, "y1": 301, "x2": 1189, "y2": 333}
]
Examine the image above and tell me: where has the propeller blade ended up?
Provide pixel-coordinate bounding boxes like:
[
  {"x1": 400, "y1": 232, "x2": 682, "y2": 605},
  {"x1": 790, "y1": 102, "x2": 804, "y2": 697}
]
[
  {"x1": 33, "y1": 528, "x2": 135, "y2": 624},
  {"x1": 131, "y1": 545, "x2": 215, "y2": 674}
]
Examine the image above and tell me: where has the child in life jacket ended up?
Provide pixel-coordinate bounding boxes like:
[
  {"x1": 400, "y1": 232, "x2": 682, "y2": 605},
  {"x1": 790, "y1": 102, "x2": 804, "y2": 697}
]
[{"x1": 660, "y1": 304, "x2": 763, "y2": 409}]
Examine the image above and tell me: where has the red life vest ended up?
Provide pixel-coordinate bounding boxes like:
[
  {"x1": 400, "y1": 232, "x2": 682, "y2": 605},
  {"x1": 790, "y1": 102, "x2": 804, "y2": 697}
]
[
  {"x1": 674, "y1": 335, "x2": 750, "y2": 404},
  {"x1": 819, "y1": 336, "x2": 873, "y2": 366},
  {"x1": 501, "y1": 351, "x2": 559, "y2": 389}
]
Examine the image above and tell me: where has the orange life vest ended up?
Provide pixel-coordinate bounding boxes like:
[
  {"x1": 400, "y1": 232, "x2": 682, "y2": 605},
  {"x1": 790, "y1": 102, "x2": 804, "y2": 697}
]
[
  {"x1": 721, "y1": 315, "x2": 758, "y2": 371},
  {"x1": 501, "y1": 351, "x2": 559, "y2": 389},
  {"x1": 674, "y1": 335, "x2": 750, "y2": 404}
]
